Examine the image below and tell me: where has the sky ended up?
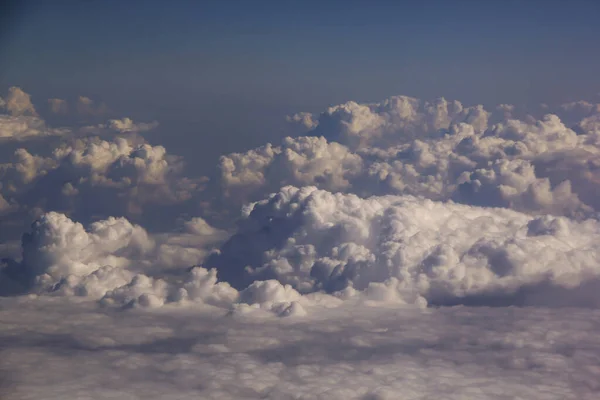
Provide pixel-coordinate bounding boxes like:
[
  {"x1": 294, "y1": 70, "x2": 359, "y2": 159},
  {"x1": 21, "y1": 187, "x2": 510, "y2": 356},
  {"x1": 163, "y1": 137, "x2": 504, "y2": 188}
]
[
  {"x1": 2, "y1": 0, "x2": 600, "y2": 167},
  {"x1": 2, "y1": 1, "x2": 600, "y2": 398}
]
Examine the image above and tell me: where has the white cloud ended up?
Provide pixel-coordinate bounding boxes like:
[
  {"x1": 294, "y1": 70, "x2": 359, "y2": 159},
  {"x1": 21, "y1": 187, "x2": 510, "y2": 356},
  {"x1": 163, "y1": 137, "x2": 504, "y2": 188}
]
[
  {"x1": 0, "y1": 114, "x2": 70, "y2": 141},
  {"x1": 0, "y1": 136, "x2": 203, "y2": 219},
  {"x1": 5, "y1": 211, "x2": 230, "y2": 302},
  {"x1": 286, "y1": 111, "x2": 318, "y2": 130},
  {"x1": 0, "y1": 89, "x2": 156, "y2": 141},
  {"x1": 219, "y1": 136, "x2": 363, "y2": 201},
  {"x1": 209, "y1": 186, "x2": 600, "y2": 308},
  {"x1": 295, "y1": 95, "x2": 489, "y2": 149},
  {"x1": 106, "y1": 117, "x2": 159, "y2": 133},
  {"x1": 1, "y1": 296, "x2": 599, "y2": 399},
  {"x1": 1, "y1": 86, "x2": 37, "y2": 116},
  {"x1": 218, "y1": 95, "x2": 600, "y2": 218},
  {"x1": 2, "y1": 91, "x2": 600, "y2": 400},
  {"x1": 2, "y1": 210, "x2": 313, "y2": 316},
  {"x1": 22, "y1": 211, "x2": 154, "y2": 285}
]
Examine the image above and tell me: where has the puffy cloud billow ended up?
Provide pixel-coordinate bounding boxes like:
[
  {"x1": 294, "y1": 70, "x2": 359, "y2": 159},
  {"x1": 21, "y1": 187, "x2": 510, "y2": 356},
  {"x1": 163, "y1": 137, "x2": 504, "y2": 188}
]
[
  {"x1": 218, "y1": 95, "x2": 600, "y2": 219},
  {"x1": 1, "y1": 87, "x2": 158, "y2": 141},
  {"x1": 4, "y1": 184, "x2": 600, "y2": 313},
  {"x1": 2, "y1": 90, "x2": 600, "y2": 315},
  {"x1": 0, "y1": 210, "x2": 310, "y2": 316},
  {"x1": 219, "y1": 136, "x2": 363, "y2": 200},
  {"x1": 0, "y1": 135, "x2": 202, "y2": 221},
  {"x1": 208, "y1": 186, "x2": 600, "y2": 308}
]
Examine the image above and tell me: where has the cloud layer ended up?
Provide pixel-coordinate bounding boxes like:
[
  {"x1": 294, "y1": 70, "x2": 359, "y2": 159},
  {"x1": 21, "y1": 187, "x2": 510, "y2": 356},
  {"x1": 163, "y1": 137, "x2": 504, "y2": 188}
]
[{"x1": 2, "y1": 89, "x2": 600, "y2": 315}]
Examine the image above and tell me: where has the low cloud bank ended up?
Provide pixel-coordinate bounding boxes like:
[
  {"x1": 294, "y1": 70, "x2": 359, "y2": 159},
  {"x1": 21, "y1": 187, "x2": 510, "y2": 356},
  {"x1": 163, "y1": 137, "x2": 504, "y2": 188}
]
[
  {"x1": 2, "y1": 186, "x2": 599, "y2": 314},
  {"x1": 2, "y1": 90, "x2": 600, "y2": 313}
]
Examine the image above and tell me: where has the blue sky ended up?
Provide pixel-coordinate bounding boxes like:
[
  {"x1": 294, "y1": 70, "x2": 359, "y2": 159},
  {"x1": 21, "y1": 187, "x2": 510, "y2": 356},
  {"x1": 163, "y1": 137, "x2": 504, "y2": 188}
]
[{"x1": 1, "y1": 0, "x2": 600, "y2": 166}]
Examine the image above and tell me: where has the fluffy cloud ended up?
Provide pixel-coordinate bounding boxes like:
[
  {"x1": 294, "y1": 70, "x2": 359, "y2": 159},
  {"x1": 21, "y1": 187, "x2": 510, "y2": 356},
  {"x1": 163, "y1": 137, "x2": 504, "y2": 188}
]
[
  {"x1": 4, "y1": 211, "x2": 229, "y2": 299},
  {"x1": 106, "y1": 117, "x2": 159, "y2": 133},
  {"x1": 219, "y1": 136, "x2": 363, "y2": 200},
  {"x1": 298, "y1": 95, "x2": 489, "y2": 149},
  {"x1": 1, "y1": 86, "x2": 37, "y2": 116},
  {"x1": 0, "y1": 135, "x2": 202, "y2": 219},
  {"x1": 208, "y1": 186, "x2": 600, "y2": 308},
  {"x1": 21, "y1": 212, "x2": 154, "y2": 285},
  {"x1": 7, "y1": 185, "x2": 600, "y2": 312},
  {"x1": 0, "y1": 88, "x2": 157, "y2": 141},
  {"x1": 0, "y1": 87, "x2": 68, "y2": 140},
  {"x1": 4, "y1": 90, "x2": 600, "y2": 316},
  {"x1": 218, "y1": 95, "x2": 600, "y2": 218},
  {"x1": 1, "y1": 210, "x2": 310, "y2": 315},
  {"x1": 0, "y1": 114, "x2": 70, "y2": 141}
]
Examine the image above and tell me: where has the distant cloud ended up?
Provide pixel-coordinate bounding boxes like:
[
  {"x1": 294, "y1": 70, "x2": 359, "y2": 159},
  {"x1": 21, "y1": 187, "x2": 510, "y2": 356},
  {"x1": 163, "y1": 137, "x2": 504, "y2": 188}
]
[
  {"x1": 1, "y1": 86, "x2": 37, "y2": 116},
  {"x1": 0, "y1": 114, "x2": 69, "y2": 141},
  {"x1": 216, "y1": 94, "x2": 600, "y2": 219},
  {"x1": 48, "y1": 98, "x2": 69, "y2": 114},
  {"x1": 0, "y1": 87, "x2": 68, "y2": 141},
  {"x1": 286, "y1": 112, "x2": 318, "y2": 130},
  {"x1": 0, "y1": 135, "x2": 203, "y2": 223},
  {"x1": 107, "y1": 117, "x2": 159, "y2": 133},
  {"x1": 76, "y1": 95, "x2": 108, "y2": 116}
]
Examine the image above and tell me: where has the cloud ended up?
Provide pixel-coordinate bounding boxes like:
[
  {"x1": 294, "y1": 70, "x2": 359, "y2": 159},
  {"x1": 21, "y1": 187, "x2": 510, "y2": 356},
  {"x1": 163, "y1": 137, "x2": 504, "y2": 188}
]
[
  {"x1": 286, "y1": 112, "x2": 318, "y2": 130},
  {"x1": 106, "y1": 118, "x2": 159, "y2": 133},
  {"x1": 0, "y1": 114, "x2": 70, "y2": 141},
  {"x1": 295, "y1": 95, "x2": 489, "y2": 150},
  {"x1": 3, "y1": 211, "x2": 228, "y2": 298},
  {"x1": 219, "y1": 136, "x2": 363, "y2": 201},
  {"x1": 4, "y1": 90, "x2": 600, "y2": 316},
  {"x1": 48, "y1": 98, "x2": 68, "y2": 114},
  {"x1": 208, "y1": 186, "x2": 600, "y2": 308},
  {"x1": 76, "y1": 96, "x2": 108, "y2": 116},
  {"x1": 217, "y1": 95, "x2": 600, "y2": 218},
  {"x1": 0, "y1": 88, "x2": 68, "y2": 141},
  {"x1": 78, "y1": 118, "x2": 159, "y2": 137},
  {"x1": 1, "y1": 210, "x2": 310, "y2": 315},
  {"x1": 0, "y1": 135, "x2": 203, "y2": 221},
  {"x1": 1, "y1": 87, "x2": 37, "y2": 116},
  {"x1": 0, "y1": 88, "x2": 156, "y2": 142}
]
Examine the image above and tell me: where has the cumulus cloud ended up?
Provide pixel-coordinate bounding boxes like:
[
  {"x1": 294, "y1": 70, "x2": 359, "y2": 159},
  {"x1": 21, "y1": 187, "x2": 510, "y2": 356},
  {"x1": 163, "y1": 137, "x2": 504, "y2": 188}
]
[
  {"x1": 208, "y1": 186, "x2": 600, "y2": 308},
  {"x1": 217, "y1": 94, "x2": 600, "y2": 218},
  {"x1": 0, "y1": 210, "x2": 312, "y2": 315},
  {"x1": 4, "y1": 90, "x2": 600, "y2": 317},
  {"x1": 219, "y1": 136, "x2": 363, "y2": 200},
  {"x1": 297, "y1": 95, "x2": 489, "y2": 149},
  {"x1": 0, "y1": 135, "x2": 203, "y2": 220},
  {"x1": 1, "y1": 211, "x2": 229, "y2": 299},
  {"x1": 286, "y1": 112, "x2": 318, "y2": 130},
  {"x1": 0, "y1": 114, "x2": 70, "y2": 141},
  {"x1": 1, "y1": 86, "x2": 37, "y2": 116},
  {"x1": 106, "y1": 117, "x2": 159, "y2": 133},
  {"x1": 0, "y1": 87, "x2": 69, "y2": 141},
  {"x1": 0, "y1": 88, "x2": 157, "y2": 142}
]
